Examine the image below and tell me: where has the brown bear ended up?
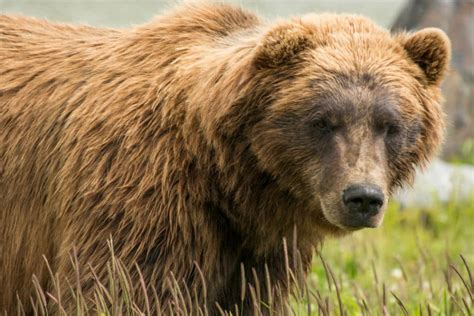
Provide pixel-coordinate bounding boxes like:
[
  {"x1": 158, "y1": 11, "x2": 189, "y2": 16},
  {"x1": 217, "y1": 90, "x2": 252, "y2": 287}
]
[{"x1": 0, "y1": 3, "x2": 450, "y2": 314}]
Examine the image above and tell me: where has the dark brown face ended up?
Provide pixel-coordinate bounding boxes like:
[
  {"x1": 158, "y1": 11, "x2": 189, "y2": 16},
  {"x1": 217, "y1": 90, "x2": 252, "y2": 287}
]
[
  {"x1": 250, "y1": 68, "x2": 431, "y2": 232},
  {"x1": 300, "y1": 82, "x2": 416, "y2": 230},
  {"x1": 247, "y1": 19, "x2": 448, "y2": 233}
]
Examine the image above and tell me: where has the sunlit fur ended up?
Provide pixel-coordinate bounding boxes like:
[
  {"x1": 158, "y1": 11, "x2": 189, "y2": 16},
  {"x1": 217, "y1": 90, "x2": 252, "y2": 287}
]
[{"x1": 0, "y1": 3, "x2": 449, "y2": 314}]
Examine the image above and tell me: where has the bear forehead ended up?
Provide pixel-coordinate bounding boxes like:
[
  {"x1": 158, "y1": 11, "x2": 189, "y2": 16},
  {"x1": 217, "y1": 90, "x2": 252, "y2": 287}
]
[
  {"x1": 299, "y1": 14, "x2": 389, "y2": 39},
  {"x1": 279, "y1": 14, "x2": 410, "y2": 70},
  {"x1": 297, "y1": 14, "x2": 405, "y2": 60},
  {"x1": 270, "y1": 64, "x2": 423, "y2": 120}
]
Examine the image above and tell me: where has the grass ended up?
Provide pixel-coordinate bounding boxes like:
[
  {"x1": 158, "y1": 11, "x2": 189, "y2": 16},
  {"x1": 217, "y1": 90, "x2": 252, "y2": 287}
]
[
  {"x1": 294, "y1": 195, "x2": 474, "y2": 315},
  {"x1": 17, "y1": 196, "x2": 474, "y2": 315},
  {"x1": 448, "y1": 139, "x2": 474, "y2": 165}
]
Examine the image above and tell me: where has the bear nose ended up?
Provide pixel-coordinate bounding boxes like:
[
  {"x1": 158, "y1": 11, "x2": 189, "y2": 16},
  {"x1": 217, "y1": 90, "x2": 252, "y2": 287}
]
[{"x1": 343, "y1": 184, "x2": 384, "y2": 216}]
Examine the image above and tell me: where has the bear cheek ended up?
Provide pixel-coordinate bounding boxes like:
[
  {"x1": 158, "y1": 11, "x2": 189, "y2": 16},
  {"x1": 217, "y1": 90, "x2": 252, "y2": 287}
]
[
  {"x1": 386, "y1": 121, "x2": 423, "y2": 190},
  {"x1": 312, "y1": 150, "x2": 349, "y2": 225},
  {"x1": 249, "y1": 128, "x2": 312, "y2": 197},
  {"x1": 319, "y1": 193, "x2": 346, "y2": 227}
]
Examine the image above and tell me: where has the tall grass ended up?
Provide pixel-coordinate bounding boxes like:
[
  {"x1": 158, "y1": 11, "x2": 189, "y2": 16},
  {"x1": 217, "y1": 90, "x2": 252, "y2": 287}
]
[
  {"x1": 14, "y1": 197, "x2": 474, "y2": 315},
  {"x1": 297, "y1": 196, "x2": 474, "y2": 315}
]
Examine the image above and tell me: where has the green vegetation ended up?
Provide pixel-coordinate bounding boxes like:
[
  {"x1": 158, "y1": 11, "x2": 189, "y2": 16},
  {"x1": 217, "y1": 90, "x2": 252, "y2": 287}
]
[
  {"x1": 22, "y1": 197, "x2": 473, "y2": 315},
  {"x1": 448, "y1": 139, "x2": 474, "y2": 165},
  {"x1": 294, "y1": 196, "x2": 474, "y2": 315}
]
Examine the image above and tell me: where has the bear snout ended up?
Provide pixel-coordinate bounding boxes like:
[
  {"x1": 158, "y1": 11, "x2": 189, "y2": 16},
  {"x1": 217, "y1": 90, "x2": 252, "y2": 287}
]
[{"x1": 342, "y1": 184, "x2": 385, "y2": 228}]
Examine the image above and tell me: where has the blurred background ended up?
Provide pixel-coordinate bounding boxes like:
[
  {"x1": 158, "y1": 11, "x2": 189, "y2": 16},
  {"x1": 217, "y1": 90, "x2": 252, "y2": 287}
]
[
  {"x1": 1, "y1": 0, "x2": 473, "y2": 206},
  {"x1": 1, "y1": 1, "x2": 473, "y2": 312},
  {"x1": 0, "y1": 0, "x2": 408, "y2": 28}
]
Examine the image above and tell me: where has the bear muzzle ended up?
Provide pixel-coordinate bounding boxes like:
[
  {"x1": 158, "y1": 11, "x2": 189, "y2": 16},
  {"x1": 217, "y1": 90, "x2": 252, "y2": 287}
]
[{"x1": 342, "y1": 183, "x2": 385, "y2": 228}]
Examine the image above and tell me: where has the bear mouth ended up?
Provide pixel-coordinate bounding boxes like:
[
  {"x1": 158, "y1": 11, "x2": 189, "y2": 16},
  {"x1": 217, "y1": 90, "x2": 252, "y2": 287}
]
[
  {"x1": 319, "y1": 200, "x2": 384, "y2": 232},
  {"x1": 340, "y1": 210, "x2": 384, "y2": 229}
]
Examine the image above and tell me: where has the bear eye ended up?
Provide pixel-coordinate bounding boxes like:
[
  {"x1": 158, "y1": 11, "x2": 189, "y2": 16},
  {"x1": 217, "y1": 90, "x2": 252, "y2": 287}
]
[
  {"x1": 312, "y1": 118, "x2": 334, "y2": 133},
  {"x1": 385, "y1": 123, "x2": 401, "y2": 137}
]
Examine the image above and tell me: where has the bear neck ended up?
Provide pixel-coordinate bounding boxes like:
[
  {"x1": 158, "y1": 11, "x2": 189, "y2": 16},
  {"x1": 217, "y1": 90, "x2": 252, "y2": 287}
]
[{"x1": 114, "y1": 11, "x2": 330, "y2": 256}]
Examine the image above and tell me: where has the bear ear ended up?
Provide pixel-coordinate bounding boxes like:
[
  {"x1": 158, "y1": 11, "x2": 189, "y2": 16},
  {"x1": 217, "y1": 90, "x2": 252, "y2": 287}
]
[
  {"x1": 399, "y1": 28, "x2": 451, "y2": 85},
  {"x1": 253, "y1": 21, "x2": 314, "y2": 69}
]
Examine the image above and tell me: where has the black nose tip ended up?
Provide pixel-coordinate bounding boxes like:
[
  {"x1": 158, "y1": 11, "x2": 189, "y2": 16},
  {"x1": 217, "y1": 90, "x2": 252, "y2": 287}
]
[{"x1": 343, "y1": 184, "x2": 384, "y2": 215}]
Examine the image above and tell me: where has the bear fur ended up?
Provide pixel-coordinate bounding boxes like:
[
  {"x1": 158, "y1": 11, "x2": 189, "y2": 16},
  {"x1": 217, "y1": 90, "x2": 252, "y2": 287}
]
[{"x1": 0, "y1": 3, "x2": 450, "y2": 314}]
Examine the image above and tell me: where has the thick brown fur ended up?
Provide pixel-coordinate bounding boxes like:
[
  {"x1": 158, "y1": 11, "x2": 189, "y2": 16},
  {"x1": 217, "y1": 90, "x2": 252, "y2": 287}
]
[{"x1": 0, "y1": 3, "x2": 450, "y2": 314}]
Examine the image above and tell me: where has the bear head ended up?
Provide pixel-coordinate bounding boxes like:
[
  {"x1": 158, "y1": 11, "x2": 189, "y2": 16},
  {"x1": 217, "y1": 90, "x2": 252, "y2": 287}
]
[{"x1": 245, "y1": 15, "x2": 450, "y2": 232}]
